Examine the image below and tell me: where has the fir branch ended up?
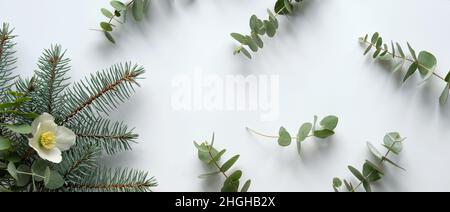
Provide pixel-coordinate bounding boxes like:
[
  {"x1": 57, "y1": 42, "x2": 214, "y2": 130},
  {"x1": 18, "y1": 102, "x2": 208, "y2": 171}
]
[
  {"x1": 66, "y1": 167, "x2": 157, "y2": 192},
  {"x1": 34, "y1": 45, "x2": 71, "y2": 115},
  {"x1": 61, "y1": 63, "x2": 145, "y2": 125},
  {"x1": 0, "y1": 23, "x2": 17, "y2": 95},
  {"x1": 71, "y1": 117, "x2": 138, "y2": 155},
  {"x1": 58, "y1": 144, "x2": 102, "y2": 183}
]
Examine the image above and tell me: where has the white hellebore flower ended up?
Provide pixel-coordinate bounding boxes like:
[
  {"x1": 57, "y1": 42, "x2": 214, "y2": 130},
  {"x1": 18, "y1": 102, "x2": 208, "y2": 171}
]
[{"x1": 29, "y1": 113, "x2": 76, "y2": 163}]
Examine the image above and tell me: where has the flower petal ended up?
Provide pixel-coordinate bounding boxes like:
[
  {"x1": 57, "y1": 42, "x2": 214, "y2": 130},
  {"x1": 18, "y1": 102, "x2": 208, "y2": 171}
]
[
  {"x1": 32, "y1": 113, "x2": 55, "y2": 135},
  {"x1": 37, "y1": 148, "x2": 62, "y2": 164},
  {"x1": 56, "y1": 126, "x2": 76, "y2": 151}
]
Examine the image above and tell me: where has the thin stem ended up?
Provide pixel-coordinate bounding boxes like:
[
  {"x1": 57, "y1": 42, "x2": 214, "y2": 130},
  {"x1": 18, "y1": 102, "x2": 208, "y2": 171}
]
[
  {"x1": 246, "y1": 127, "x2": 279, "y2": 139},
  {"x1": 361, "y1": 40, "x2": 446, "y2": 81},
  {"x1": 15, "y1": 171, "x2": 45, "y2": 179},
  {"x1": 246, "y1": 127, "x2": 312, "y2": 140}
]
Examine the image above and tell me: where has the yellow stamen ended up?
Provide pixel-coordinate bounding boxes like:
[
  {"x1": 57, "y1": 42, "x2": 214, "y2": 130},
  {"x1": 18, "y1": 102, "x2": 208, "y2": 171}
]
[{"x1": 40, "y1": 131, "x2": 56, "y2": 150}]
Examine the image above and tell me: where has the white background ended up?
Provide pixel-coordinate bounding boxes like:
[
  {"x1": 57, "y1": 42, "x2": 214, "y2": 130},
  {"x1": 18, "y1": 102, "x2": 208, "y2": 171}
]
[{"x1": 2, "y1": 0, "x2": 450, "y2": 192}]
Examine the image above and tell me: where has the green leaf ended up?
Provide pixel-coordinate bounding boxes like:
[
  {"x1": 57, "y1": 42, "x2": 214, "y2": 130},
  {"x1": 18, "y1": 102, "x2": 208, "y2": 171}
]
[
  {"x1": 403, "y1": 62, "x2": 418, "y2": 83},
  {"x1": 344, "y1": 180, "x2": 353, "y2": 192},
  {"x1": 445, "y1": 71, "x2": 450, "y2": 82},
  {"x1": 297, "y1": 123, "x2": 312, "y2": 142},
  {"x1": 44, "y1": 167, "x2": 65, "y2": 190},
  {"x1": 194, "y1": 141, "x2": 209, "y2": 152},
  {"x1": 222, "y1": 170, "x2": 242, "y2": 192},
  {"x1": 274, "y1": 0, "x2": 290, "y2": 15},
  {"x1": 110, "y1": 1, "x2": 127, "y2": 11},
  {"x1": 101, "y1": 8, "x2": 114, "y2": 18},
  {"x1": 320, "y1": 115, "x2": 339, "y2": 131},
  {"x1": 0, "y1": 136, "x2": 12, "y2": 151},
  {"x1": 375, "y1": 37, "x2": 383, "y2": 49},
  {"x1": 363, "y1": 161, "x2": 383, "y2": 182},
  {"x1": 363, "y1": 181, "x2": 372, "y2": 192},
  {"x1": 221, "y1": 155, "x2": 240, "y2": 172},
  {"x1": 16, "y1": 165, "x2": 31, "y2": 187},
  {"x1": 348, "y1": 166, "x2": 365, "y2": 182},
  {"x1": 240, "y1": 47, "x2": 252, "y2": 59},
  {"x1": 383, "y1": 157, "x2": 406, "y2": 171},
  {"x1": 231, "y1": 33, "x2": 247, "y2": 45},
  {"x1": 296, "y1": 141, "x2": 302, "y2": 156},
  {"x1": 245, "y1": 35, "x2": 258, "y2": 52},
  {"x1": 264, "y1": 20, "x2": 276, "y2": 38},
  {"x1": 100, "y1": 22, "x2": 113, "y2": 32},
  {"x1": 7, "y1": 162, "x2": 17, "y2": 180},
  {"x1": 417, "y1": 51, "x2": 437, "y2": 79},
  {"x1": 241, "y1": 180, "x2": 251, "y2": 192},
  {"x1": 278, "y1": 127, "x2": 292, "y2": 146},
  {"x1": 198, "y1": 171, "x2": 221, "y2": 179},
  {"x1": 371, "y1": 32, "x2": 379, "y2": 44},
  {"x1": 208, "y1": 149, "x2": 226, "y2": 165},
  {"x1": 132, "y1": 0, "x2": 145, "y2": 22},
  {"x1": 333, "y1": 178, "x2": 342, "y2": 188},
  {"x1": 6, "y1": 153, "x2": 20, "y2": 163},
  {"x1": 396, "y1": 42, "x2": 405, "y2": 58},
  {"x1": 251, "y1": 33, "x2": 264, "y2": 48},
  {"x1": 383, "y1": 132, "x2": 404, "y2": 154},
  {"x1": 221, "y1": 180, "x2": 239, "y2": 192},
  {"x1": 31, "y1": 160, "x2": 48, "y2": 182},
  {"x1": 313, "y1": 129, "x2": 335, "y2": 139},
  {"x1": 407, "y1": 42, "x2": 417, "y2": 61},
  {"x1": 284, "y1": 0, "x2": 293, "y2": 14},
  {"x1": 363, "y1": 45, "x2": 372, "y2": 56},
  {"x1": 249, "y1": 15, "x2": 258, "y2": 32},
  {"x1": 267, "y1": 9, "x2": 278, "y2": 29},
  {"x1": 104, "y1": 31, "x2": 116, "y2": 44},
  {"x1": 2, "y1": 124, "x2": 32, "y2": 134},
  {"x1": 373, "y1": 49, "x2": 381, "y2": 59},
  {"x1": 391, "y1": 41, "x2": 396, "y2": 59},
  {"x1": 367, "y1": 142, "x2": 382, "y2": 160},
  {"x1": 440, "y1": 83, "x2": 450, "y2": 105}
]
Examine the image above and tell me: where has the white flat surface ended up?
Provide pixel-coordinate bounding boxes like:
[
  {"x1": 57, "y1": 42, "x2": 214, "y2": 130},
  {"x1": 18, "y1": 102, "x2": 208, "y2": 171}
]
[{"x1": 2, "y1": 0, "x2": 450, "y2": 192}]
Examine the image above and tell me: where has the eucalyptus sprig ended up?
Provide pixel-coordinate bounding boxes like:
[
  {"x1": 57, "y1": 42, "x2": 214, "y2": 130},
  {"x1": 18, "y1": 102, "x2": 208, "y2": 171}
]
[
  {"x1": 247, "y1": 115, "x2": 338, "y2": 155},
  {"x1": 98, "y1": 0, "x2": 150, "y2": 44},
  {"x1": 231, "y1": 0, "x2": 303, "y2": 59},
  {"x1": 333, "y1": 132, "x2": 406, "y2": 192},
  {"x1": 360, "y1": 32, "x2": 450, "y2": 105},
  {"x1": 194, "y1": 134, "x2": 251, "y2": 192}
]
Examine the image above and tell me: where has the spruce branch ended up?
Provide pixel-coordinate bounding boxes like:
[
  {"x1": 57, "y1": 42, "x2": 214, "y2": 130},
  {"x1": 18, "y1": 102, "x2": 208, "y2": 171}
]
[
  {"x1": 58, "y1": 144, "x2": 102, "y2": 183},
  {"x1": 0, "y1": 23, "x2": 17, "y2": 95},
  {"x1": 66, "y1": 167, "x2": 157, "y2": 192},
  {"x1": 34, "y1": 45, "x2": 71, "y2": 115},
  {"x1": 72, "y1": 117, "x2": 138, "y2": 155},
  {"x1": 61, "y1": 63, "x2": 145, "y2": 125}
]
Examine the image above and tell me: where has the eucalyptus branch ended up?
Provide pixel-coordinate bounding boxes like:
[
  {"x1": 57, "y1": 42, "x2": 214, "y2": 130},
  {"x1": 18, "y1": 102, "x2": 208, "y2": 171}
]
[
  {"x1": 231, "y1": 0, "x2": 303, "y2": 59},
  {"x1": 98, "y1": 0, "x2": 150, "y2": 44},
  {"x1": 333, "y1": 132, "x2": 406, "y2": 192},
  {"x1": 194, "y1": 134, "x2": 251, "y2": 192},
  {"x1": 360, "y1": 32, "x2": 450, "y2": 105},
  {"x1": 247, "y1": 115, "x2": 338, "y2": 155}
]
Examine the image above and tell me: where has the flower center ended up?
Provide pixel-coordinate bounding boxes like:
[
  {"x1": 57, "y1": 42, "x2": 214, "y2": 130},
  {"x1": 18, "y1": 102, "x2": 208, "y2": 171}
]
[{"x1": 39, "y1": 131, "x2": 56, "y2": 150}]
